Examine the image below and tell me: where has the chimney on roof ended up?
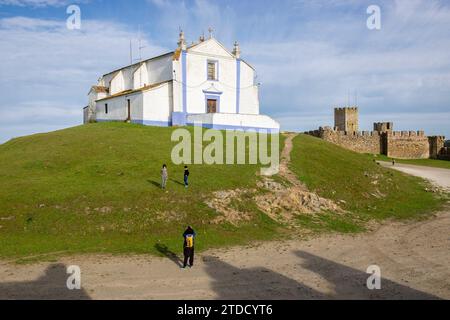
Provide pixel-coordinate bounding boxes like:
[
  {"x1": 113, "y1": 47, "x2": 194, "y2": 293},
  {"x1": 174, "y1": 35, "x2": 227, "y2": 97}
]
[
  {"x1": 177, "y1": 29, "x2": 187, "y2": 50},
  {"x1": 232, "y1": 41, "x2": 241, "y2": 59}
]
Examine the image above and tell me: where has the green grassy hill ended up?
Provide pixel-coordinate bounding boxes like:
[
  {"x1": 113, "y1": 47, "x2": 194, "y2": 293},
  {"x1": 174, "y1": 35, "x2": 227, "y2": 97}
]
[
  {"x1": 0, "y1": 125, "x2": 445, "y2": 261},
  {"x1": 290, "y1": 134, "x2": 446, "y2": 231},
  {"x1": 0, "y1": 123, "x2": 279, "y2": 260}
]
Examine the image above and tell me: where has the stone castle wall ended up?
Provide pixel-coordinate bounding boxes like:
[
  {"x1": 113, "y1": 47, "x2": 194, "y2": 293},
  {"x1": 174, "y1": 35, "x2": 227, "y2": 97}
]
[
  {"x1": 429, "y1": 136, "x2": 446, "y2": 159},
  {"x1": 307, "y1": 107, "x2": 447, "y2": 160},
  {"x1": 308, "y1": 127, "x2": 381, "y2": 154},
  {"x1": 438, "y1": 147, "x2": 450, "y2": 160},
  {"x1": 307, "y1": 128, "x2": 448, "y2": 160},
  {"x1": 374, "y1": 122, "x2": 393, "y2": 132},
  {"x1": 386, "y1": 131, "x2": 429, "y2": 159}
]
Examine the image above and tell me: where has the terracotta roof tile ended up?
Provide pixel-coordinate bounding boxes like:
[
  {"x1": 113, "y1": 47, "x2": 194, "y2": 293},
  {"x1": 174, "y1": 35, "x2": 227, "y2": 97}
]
[
  {"x1": 96, "y1": 80, "x2": 172, "y2": 102},
  {"x1": 91, "y1": 86, "x2": 109, "y2": 93}
]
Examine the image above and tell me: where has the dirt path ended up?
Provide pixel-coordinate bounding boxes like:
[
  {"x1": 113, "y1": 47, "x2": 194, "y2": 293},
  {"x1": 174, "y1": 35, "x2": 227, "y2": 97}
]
[
  {"x1": 206, "y1": 133, "x2": 341, "y2": 226},
  {"x1": 278, "y1": 133, "x2": 302, "y2": 186},
  {"x1": 379, "y1": 161, "x2": 450, "y2": 190},
  {"x1": 1, "y1": 141, "x2": 449, "y2": 300},
  {"x1": 1, "y1": 210, "x2": 448, "y2": 300},
  {"x1": 254, "y1": 133, "x2": 342, "y2": 223}
]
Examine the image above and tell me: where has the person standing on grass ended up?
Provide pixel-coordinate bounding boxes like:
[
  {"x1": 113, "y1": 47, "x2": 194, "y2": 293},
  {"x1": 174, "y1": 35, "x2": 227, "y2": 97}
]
[
  {"x1": 182, "y1": 225, "x2": 196, "y2": 268},
  {"x1": 161, "y1": 164, "x2": 168, "y2": 189},
  {"x1": 184, "y1": 165, "x2": 190, "y2": 188}
]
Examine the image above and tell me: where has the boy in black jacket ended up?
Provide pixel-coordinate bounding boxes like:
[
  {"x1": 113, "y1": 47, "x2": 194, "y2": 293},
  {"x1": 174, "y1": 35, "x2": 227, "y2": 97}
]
[
  {"x1": 184, "y1": 166, "x2": 190, "y2": 188},
  {"x1": 182, "y1": 226, "x2": 196, "y2": 268}
]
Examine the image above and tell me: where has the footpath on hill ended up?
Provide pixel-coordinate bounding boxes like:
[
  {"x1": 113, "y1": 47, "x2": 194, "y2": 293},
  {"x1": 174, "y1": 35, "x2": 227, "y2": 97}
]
[{"x1": 1, "y1": 136, "x2": 449, "y2": 300}]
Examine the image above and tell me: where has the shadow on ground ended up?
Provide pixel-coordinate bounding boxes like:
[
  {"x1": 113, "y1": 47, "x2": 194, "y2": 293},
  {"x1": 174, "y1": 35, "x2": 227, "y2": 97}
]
[
  {"x1": 202, "y1": 251, "x2": 440, "y2": 300},
  {"x1": 155, "y1": 243, "x2": 183, "y2": 267},
  {"x1": 147, "y1": 179, "x2": 161, "y2": 188},
  {"x1": 202, "y1": 255, "x2": 323, "y2": 299},
  {"x1": 295, "y1": 251, "x2": 440, "y2": 300},
  {"x1": 0, "y1": 263, "x2": 91, "y2": 300},
  {"x1": 170, "y1": 179, "x2": 185, "y2": 186}
]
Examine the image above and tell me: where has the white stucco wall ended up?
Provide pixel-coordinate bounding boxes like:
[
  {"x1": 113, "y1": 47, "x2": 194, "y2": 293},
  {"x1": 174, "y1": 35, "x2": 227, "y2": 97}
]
[
  {"x1": 142, "y1": 82, "x2": 173, "y2": 124},
  {"x1": 133, "y1": 63, "x2": 148, "y2": 89},
  {"x1": 238, "y1": 62, "x2": 259, "y2": 115},
  {"x1": 101, "y1": 53, "x2": 174, "y2": 97},
  {"x1": 109, "y1": 71, "x2": 124, "y2": 95},
  {"x1": 96, "y1": 91, "x2": 143, "y2": 122},
  {"x1": 95, "y1": 40, "x2": 260, "y2": 119},
  {"x1": 146, "y1": 54, "x2": 173, "y2": 85},
  {"x1": 187, "y1": 113, "x2": 279, "y2": 132},
  {"x1": 88, "y1": 90, "x2": 106, "y2": 111},
  {"x1": 184, "y1": 54, "x2": 236, "y2": 114},
  {"x1": 95, "y1": 82, "x2": 172, "y2": 124},
  {"x1": 89, "y1": 38, "x2": 279, "y2": 130},
  {"x1": 185, "y1": 41, "x2": 237, "y2": 115},
  {"x1": 183, "y1": 40, "x2": 259, "y2": 116},
  {"x1": 172, "y1": 57, "x2": 183, "y2": 113},
  {"x1": 122, "y1": 67, "x2": 134, "y2": 91}
]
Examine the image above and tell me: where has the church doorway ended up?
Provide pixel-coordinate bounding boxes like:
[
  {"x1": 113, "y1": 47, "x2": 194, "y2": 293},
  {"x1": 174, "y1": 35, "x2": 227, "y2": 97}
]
[
  {"x1": 126, "y1": 99, "x2": 131, "y2": 122},
  {"x1": 207, "y1": 99, "x2": 217, "y2": 113}
]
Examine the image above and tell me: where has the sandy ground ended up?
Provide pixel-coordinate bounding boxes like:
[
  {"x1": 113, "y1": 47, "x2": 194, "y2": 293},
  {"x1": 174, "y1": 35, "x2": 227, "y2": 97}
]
[
  {"x1": 0, "y1": 208, "x2": 449, "y2": 300},
  {"x1": 379, "y1": 161, "x2": 450, "y2": 190},
  {"x1": 1, "y1": 162, "x2": 449, "y2": 300}
]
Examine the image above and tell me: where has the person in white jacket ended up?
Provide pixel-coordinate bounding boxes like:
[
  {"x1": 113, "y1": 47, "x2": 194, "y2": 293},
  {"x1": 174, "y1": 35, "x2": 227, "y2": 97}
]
[{"x1": 161, "y1": 164, "x2": 168, "y2": 189}]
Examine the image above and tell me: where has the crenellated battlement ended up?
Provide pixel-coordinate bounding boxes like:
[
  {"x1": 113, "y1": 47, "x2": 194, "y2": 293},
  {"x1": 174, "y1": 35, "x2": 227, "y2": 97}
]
[
  {"x1": 318, "y1": 127, "x2": 381, "y2": 137},
  {"x1": 305, "y1": 107, "x2": 448, "y2": 160},
  {"x1": 374, "y1": 122, "x2": 393, "y2": 132},
  {"x1": 388, "y1": 131, "x2": 426, "y2": 137},
  {"x1": 335, "y1": 130, "x2": 381, "y2": 137},
  {"x1": 334, "y1": 107, "x2": 358, "y2": 112}
]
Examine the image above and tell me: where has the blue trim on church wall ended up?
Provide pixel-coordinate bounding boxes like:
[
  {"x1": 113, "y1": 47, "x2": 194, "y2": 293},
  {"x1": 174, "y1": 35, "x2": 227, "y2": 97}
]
[
  {"x1": 236, "y1": 59, "x2": 241, "y2": 114},
  {"x1": 97, "y1": 119, "x2": 172, "y2": 127},
  {"x1": 187, "y1": 122, "x2": 279, "y2": 134},
  {"x1": 172, "y1": 112, "x2": 187, "y2": 126},
  {"x1": 182, "y1": 50, "x2": 187, "y2": 114},
  {"x1": 133, "y1": 120, "x2": 172, "y2": 127},
  {"x1": 172, "y1": 50, "x2": 188, "y2": 126}
]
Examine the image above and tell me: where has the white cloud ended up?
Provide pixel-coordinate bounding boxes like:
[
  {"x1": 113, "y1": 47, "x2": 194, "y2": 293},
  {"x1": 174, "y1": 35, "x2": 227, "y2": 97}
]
[
  {"x1": 146, "y1": 0, "x2": 237, "y2": 46},
  {"x1": 0, "y1": 16, "x2": 168, "y2": 143},
  {"x1": 0, "y1": 0, "x2": 87, "y2": 7},
  {"x1": 1, "y1": 0, "x2": 449, "y2": 142},
  {"x1": 0, "y1": 16, "x2": 62, "y2": 29},
  {"x1": 243, "y1": 0, "x2": 450, "y2": 136}
]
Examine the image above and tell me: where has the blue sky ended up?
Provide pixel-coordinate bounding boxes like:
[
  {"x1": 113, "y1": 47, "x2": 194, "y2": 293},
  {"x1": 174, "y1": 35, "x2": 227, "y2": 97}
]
[{"x1": 0, "y1": 0, "x2": 449, "y2": 143}]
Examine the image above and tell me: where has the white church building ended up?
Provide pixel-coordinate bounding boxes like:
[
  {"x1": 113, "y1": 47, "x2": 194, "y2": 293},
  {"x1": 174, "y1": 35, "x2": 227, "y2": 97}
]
[{"x1": 83, "y1": 32, "x2": 280, "y2": 133}]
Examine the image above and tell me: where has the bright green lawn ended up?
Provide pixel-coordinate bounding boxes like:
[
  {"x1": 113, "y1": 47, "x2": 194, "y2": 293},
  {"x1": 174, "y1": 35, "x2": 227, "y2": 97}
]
[
  {"x1": 0, "y1": 125, "x2": 445, "y2": 261},
  {"x1": 0, "y1": 123, "x2": 281, "y2": 260}
]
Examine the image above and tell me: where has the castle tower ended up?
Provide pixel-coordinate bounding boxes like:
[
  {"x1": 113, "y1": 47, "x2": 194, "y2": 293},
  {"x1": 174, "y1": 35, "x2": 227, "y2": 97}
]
[
  {"x1": 334, "y1": 107, "x2": 359, "y2": 132},
  {"x1": 428, "y1": 136, "x2": 446, "y2": 159},
  {"x1": 374, "y1": 122, "x2": 393, "y2": 132}
]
